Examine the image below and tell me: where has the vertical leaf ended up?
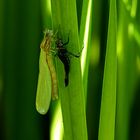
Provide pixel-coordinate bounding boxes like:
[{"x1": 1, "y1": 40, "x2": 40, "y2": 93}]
[
  {"x1": 98, "y1": 0, "x2": 117, "y2": 140},
  {"x1": 51, "y1": 0, "x2": 88, "y2": 139},
  {"x1": 79, "y1": 0, "x2": 93, "y2": 97}
]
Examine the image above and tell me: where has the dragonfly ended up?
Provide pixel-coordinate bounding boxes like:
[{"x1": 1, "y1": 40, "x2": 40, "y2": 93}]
[
  {"x1": 36, "y1": 29, "x2": 82, "y2": 114},
  {"x1": 36, "y1": 29, "x2": 58, "y2": 115}
]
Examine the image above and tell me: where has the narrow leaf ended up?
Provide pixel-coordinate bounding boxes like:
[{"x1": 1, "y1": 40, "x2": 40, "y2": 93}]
[
  {"x1": 51, "y1": 0, "x2": 88, "y2": 139},
  {"x1": 98, "y1": 0, "x2": 117, "y2": 139}
]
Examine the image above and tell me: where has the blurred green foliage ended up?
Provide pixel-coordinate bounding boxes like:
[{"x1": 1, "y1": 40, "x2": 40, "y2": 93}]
[
  {"x1": 0, "y1": 0, "x2": 50, "y2": 140},
  {"x1": 0, "y1": 0, "x2": 140, "y2": 140}
]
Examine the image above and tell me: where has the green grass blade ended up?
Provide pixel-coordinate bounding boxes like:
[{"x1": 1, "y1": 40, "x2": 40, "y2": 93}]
[
  {"x1": 98, "y1": 0, "x2": 117, "y2": 139},
  {"x1": 51, "y1": 0, "x2": 88, "y2": 139},
  {"x1": 80, "y1": 0, "x2": 93, "y2": 97}
]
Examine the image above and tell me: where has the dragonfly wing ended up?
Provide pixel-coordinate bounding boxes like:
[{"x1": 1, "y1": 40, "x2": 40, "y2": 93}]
[{"x1": 36, "y1": 49, "x2": 51, "y2": 115}]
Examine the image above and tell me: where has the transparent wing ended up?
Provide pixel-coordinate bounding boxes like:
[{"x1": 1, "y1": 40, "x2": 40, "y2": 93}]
[{"x1": 36, "y1": 49, "x2": 51, "y2": 115}]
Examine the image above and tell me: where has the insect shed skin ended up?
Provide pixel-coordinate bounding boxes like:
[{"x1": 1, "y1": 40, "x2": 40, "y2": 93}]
[
  {"x1": 40, "y1": 29, "x2": 58, "y2": 100},
  {"x1": 56, "y1": 38, "x2": 70, "y2": 86}
]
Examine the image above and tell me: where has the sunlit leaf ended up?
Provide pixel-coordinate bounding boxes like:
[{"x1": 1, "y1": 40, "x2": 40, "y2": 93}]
[{"x1": 98, "y1": 0, "x2": 117, "y2": 139}]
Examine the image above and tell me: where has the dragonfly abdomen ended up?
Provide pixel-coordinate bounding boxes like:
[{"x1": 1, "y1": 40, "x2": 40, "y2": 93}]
[{"x1": 46, "y1": 53, "x2": 58, "y2": 100}]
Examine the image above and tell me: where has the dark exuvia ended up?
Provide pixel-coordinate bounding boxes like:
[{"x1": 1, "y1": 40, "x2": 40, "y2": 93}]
[{"x1": 56, "y1": 37, "x2": 80, "y2": 86}]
